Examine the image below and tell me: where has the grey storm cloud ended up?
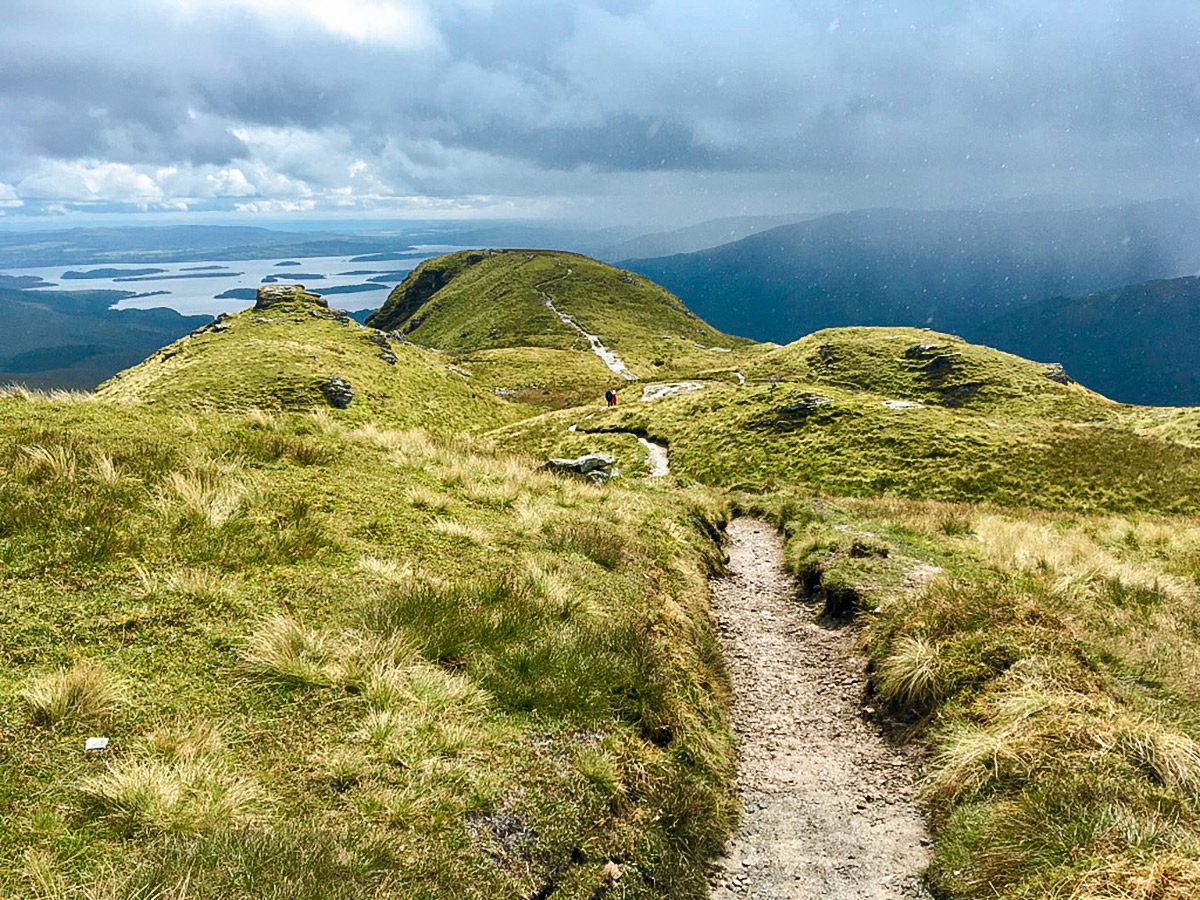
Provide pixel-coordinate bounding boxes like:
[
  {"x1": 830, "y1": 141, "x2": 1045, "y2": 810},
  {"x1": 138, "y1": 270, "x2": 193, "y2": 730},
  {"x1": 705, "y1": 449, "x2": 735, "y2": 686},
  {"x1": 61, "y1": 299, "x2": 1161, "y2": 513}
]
[{"x1": 2, "y1": 0, "x2": 1199, "y2": 218}]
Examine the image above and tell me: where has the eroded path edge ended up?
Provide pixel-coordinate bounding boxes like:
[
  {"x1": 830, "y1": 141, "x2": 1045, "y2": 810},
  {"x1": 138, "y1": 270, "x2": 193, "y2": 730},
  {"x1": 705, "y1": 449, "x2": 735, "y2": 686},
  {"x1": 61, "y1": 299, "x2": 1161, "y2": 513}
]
[{"x1": 709, "y1": 518, "x2": 933, "y2": 900}]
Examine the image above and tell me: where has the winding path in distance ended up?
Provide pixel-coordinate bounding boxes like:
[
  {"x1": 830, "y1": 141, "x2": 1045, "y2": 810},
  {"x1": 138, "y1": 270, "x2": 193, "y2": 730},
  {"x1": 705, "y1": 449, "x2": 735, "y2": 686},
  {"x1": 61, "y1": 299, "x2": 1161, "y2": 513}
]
[
  {"x1": 539, "y1": 267, "x2": 637, "y2": 380},
  {"x1": 709, "y1": 519, "x2": 933, "y2": 900}
]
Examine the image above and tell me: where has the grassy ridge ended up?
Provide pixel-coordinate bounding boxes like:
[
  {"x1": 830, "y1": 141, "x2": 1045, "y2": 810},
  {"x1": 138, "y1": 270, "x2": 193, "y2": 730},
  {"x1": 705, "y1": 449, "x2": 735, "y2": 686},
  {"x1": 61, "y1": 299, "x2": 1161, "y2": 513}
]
[
  {"x1": 96, "y1": 297, "x2": 523, "y2": 432},
  {"x1": 0, "y1": 392, "x2": 735, "y2": 899},
  {"x1": 505, "y1": 327, "x2": 1200, "y2": 515}
]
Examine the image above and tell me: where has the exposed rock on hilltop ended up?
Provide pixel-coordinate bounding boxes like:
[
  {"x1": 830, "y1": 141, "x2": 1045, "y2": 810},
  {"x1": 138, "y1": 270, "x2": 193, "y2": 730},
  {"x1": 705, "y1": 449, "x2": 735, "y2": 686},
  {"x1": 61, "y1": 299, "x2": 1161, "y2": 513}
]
[{"x1": 254, "y1": 283, "x2": 328, "y2": 311}]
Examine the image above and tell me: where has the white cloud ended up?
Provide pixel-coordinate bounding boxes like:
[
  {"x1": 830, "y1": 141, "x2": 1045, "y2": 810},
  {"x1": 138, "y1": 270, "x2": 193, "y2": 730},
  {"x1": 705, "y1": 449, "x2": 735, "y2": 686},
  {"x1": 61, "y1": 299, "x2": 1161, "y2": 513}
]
[
  {"x1": 168, "y1": 0, "x2": 440, "y2": 49},
  {"x1": 0, "y1": 182, "x2": 22, "y2": 208},
  {"x1": 206, "y1": 167, "x2": 256, "y2": 196},
  {"x1": 234, "y1": 199, "x2": 317, "y2": 213},
  {"x1": 17, "y1": 161, "x2": 164, "y2": 203}
]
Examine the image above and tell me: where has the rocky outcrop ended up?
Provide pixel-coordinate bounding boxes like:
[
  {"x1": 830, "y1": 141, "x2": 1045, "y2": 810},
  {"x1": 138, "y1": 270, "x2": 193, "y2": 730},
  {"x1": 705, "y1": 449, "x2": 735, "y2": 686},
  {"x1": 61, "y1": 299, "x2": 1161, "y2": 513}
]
[
  {"x1": 903, "y1": 343, "x2": 944, "y2": 360},
  {"x1": 319, "y1": 375, "x2": 354, "y2": 409},
  {"x1": 641, "y1": 382, "x2": 705, "y2": 402},
  {"x1": 904, "y1": 342, "x2": 990, "y2": 406},
  {"x1": 1044, "y1": 363, "x2": 1074, "y2": 385},
  {"x1": 754, "y1": 392, "x2": 838, "y2": 430},
  {"x1": 255, "y1": 284, "x2": 328, "y2": 311},
  {"x1": 545, "y1": 453, "x2": 618, "y2": 481}
]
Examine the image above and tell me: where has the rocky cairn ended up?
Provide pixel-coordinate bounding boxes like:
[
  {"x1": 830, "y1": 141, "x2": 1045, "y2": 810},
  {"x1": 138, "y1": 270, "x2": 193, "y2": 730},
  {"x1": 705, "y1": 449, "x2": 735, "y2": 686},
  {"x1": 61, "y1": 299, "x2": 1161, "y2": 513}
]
[{"x1": 255, "y1": 283, "x2": 328, "y2": 311}]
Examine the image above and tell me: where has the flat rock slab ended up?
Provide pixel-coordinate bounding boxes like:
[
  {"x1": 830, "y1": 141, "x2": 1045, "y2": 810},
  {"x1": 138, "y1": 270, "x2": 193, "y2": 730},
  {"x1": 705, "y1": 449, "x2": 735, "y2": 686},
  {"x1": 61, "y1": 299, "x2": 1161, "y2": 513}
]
[
  {"x1": 641, "y1": 382, "x2": 705, "y2": 402},
  {"x1": 709, "y1": 518, "x2": 933, "y2": 900}
]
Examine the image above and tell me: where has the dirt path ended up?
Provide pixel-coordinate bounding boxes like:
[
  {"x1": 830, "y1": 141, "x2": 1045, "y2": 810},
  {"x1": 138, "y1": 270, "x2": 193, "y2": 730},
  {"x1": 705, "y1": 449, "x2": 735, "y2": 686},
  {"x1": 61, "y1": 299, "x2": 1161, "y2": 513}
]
[
  {"x1": 709, "y1": 518, "x2": 933, "y2": 900},
  {"x1": 636, "y1": 436, "x2": 669, "y2": 476}
]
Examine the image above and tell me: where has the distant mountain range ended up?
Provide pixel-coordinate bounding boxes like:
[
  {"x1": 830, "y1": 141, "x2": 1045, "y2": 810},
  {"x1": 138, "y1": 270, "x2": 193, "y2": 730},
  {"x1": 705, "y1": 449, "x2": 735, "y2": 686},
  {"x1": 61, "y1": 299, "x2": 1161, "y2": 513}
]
[
  {"x1": 594, "y1": 214, "x2": 819, "y2": 261},
  {"x1": 974, "y1": 276, "x2": 1200, "y2": 406},
  {"x1": 625, "y1": 201, "x2": 1200, "y2": 342}
]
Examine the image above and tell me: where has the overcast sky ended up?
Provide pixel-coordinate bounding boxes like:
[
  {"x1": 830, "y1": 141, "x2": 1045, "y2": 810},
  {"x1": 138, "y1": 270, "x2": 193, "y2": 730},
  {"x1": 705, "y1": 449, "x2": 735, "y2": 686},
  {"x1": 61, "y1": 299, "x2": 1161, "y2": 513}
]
[{"x1": 2, "y1": 0, "x2": 1198, "y2": 227}]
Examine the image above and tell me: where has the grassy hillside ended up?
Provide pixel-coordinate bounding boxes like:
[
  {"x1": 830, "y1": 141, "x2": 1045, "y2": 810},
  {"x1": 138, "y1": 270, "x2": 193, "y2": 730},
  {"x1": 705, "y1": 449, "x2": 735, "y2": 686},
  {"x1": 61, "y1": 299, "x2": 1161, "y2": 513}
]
[
  {"x1": 7, "y1": 258, "x2": 1200, "y2": 900},
  {"x1": 97, "y1": 286, "x2": 522, "y2": 433},
  {"x1": 973, "y1": 275, "x2": 1200, "y2": 406},
  {"x1": 501, "y1": 327, "x2": 1200, "y2": 515},
  {"x1": 368, "y1": 250, "x2": 751, "y2": 404},
  {"x1": 0, "y1": 391, "x2": 735, "y2": 900}
]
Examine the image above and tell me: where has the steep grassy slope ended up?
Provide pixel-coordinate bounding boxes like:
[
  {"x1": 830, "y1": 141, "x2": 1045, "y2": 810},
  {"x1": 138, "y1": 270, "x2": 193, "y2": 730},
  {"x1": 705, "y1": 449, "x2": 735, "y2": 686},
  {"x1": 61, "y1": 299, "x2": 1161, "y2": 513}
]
[
  {"x1": 368, "y1": 250, "x2": 751, "y2": 404},
  {"x1": 974, "y1": 275, "x2": 1200, "y2": 405},
  {"x1": 626, "y1": 201, "x2": 1200, "y2": 343},
  {"x1": 98, "y1": 287, "x2": 522, "y2": 433},
  {"x1": 0, "y1": 392, "x2": 735, "y2": 900}
]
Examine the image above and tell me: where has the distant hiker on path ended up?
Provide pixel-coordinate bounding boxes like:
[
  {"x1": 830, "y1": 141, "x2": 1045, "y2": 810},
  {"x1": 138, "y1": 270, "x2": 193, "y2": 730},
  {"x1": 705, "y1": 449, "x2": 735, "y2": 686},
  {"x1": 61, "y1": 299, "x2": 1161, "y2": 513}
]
[{"x1": 605, "y1": 389, "x2": 618, "y2": 407}]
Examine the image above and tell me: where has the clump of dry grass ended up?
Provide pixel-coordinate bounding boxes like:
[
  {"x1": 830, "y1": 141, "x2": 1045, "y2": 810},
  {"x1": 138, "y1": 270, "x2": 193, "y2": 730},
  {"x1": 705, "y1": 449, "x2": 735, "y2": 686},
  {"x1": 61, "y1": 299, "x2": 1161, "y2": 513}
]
[
  {"x1": 406, "y1": 483, "x2": 453, "y2": 512},
  {"x1": 159, "y1": 469, "x2": 245, "y2": 528},
  {"x1": 88, "y1": 450, "x2": 123, "y2": 488},
  {"x1": 243, "y1": 408, "x2": 278, "y2": 430},
  {"x1": 79, "y1": 756, "x2": 261, "y2": 834},
  {"x1": 429, "y1": 517, "x2": 490, "y2": 544},
  {"x1": 136, "y1": 564, "x2": 238, "y2": 609},
  {"x1": 0, "y1": 384, "x2": 34, "y2": 401},
  {"x1": 241, "y1": 615, "x2": 340, "y2": 688},
  {"x1": 876, "y1": 634, "x2": 944, "y2": 710},
  {"x1": 16, "y1": 444, "x2": 78, "y2": 483},
  {"x1": 356, "y1": 554, "x2": 412, "y2": 583},
  {"x1": 21, "y1": 660, "x2": 124, "y2": 727}
]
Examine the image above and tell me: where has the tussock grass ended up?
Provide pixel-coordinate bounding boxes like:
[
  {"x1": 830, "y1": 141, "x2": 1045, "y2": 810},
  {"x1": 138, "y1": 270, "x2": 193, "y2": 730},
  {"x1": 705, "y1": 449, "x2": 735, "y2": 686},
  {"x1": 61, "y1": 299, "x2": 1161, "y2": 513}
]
[
  {"x1": 79, "y1": 757, "x2": 261, "y2": 834},
  {"x1": 160, "y1": 469, "x2": 245, "y2": 528},
  {"x1": 876, "y1": 634, "x2": 944, "y2": 710},
  {"x1": 136, "y1": 564, "x2": 238, "y2": 610},
  {"x1": 88, "y1": 450, "x2": 124, "y2": 487},
  {"x1": 241, "y1": 615, "x2": 340, "y2": 688},
  {"x1": 406, "y1": 483, "x2": 453, "y2": 512},
  {"x1": 429, "y1": 516, "x2": 490, "y2": 544},
  {"x1": 21, "y1": 660, "x2": 124, "y2": 727},
  {"x1": 0, "y1": 386, "x2": 93, "y2": 404},
  {"x1": 355, "y1": 554, "x2": 411, "y2": 583},
  {"x1": 16, "y1": 444, "x2": 78, "y2": 483}
]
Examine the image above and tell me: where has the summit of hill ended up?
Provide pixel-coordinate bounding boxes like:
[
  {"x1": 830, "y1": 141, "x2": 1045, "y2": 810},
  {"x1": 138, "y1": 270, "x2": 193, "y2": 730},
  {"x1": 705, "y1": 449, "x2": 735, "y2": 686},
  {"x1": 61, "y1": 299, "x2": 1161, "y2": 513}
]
[
  {"x1": 98, "y1": 283, "x2": 522, "y2": 433},
  {"x1": 368, "y1": 249, "x2": 753, "y2": 407}
]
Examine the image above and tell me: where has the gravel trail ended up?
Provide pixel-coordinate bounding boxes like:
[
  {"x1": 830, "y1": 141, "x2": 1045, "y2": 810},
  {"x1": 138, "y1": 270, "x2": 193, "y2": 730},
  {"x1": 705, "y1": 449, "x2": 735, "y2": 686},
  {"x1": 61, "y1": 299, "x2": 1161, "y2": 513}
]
[{"x1": 709, "y1": 518, "x2": 933, "y2": 900}]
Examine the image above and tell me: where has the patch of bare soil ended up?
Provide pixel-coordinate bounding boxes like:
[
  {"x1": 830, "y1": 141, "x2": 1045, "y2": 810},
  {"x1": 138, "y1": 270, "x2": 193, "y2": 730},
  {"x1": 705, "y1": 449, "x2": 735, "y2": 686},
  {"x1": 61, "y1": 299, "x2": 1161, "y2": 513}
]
[{"x1": 709, "y1": 518, "x2": 933, "y2": 899}]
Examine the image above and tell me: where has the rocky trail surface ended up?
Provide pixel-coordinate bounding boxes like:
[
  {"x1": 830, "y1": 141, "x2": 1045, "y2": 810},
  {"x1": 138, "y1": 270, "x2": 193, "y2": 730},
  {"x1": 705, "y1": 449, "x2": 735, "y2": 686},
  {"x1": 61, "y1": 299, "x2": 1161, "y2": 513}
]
[
  {"x1": 709, "y1": 518, "x2": 933, "y2": 899},
  {"x1": 539, "y1": 267, "x2": 637, "y2": 380},
  {"x1": 636, "y1": 436, "x2": 670, "y2": 476}
]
